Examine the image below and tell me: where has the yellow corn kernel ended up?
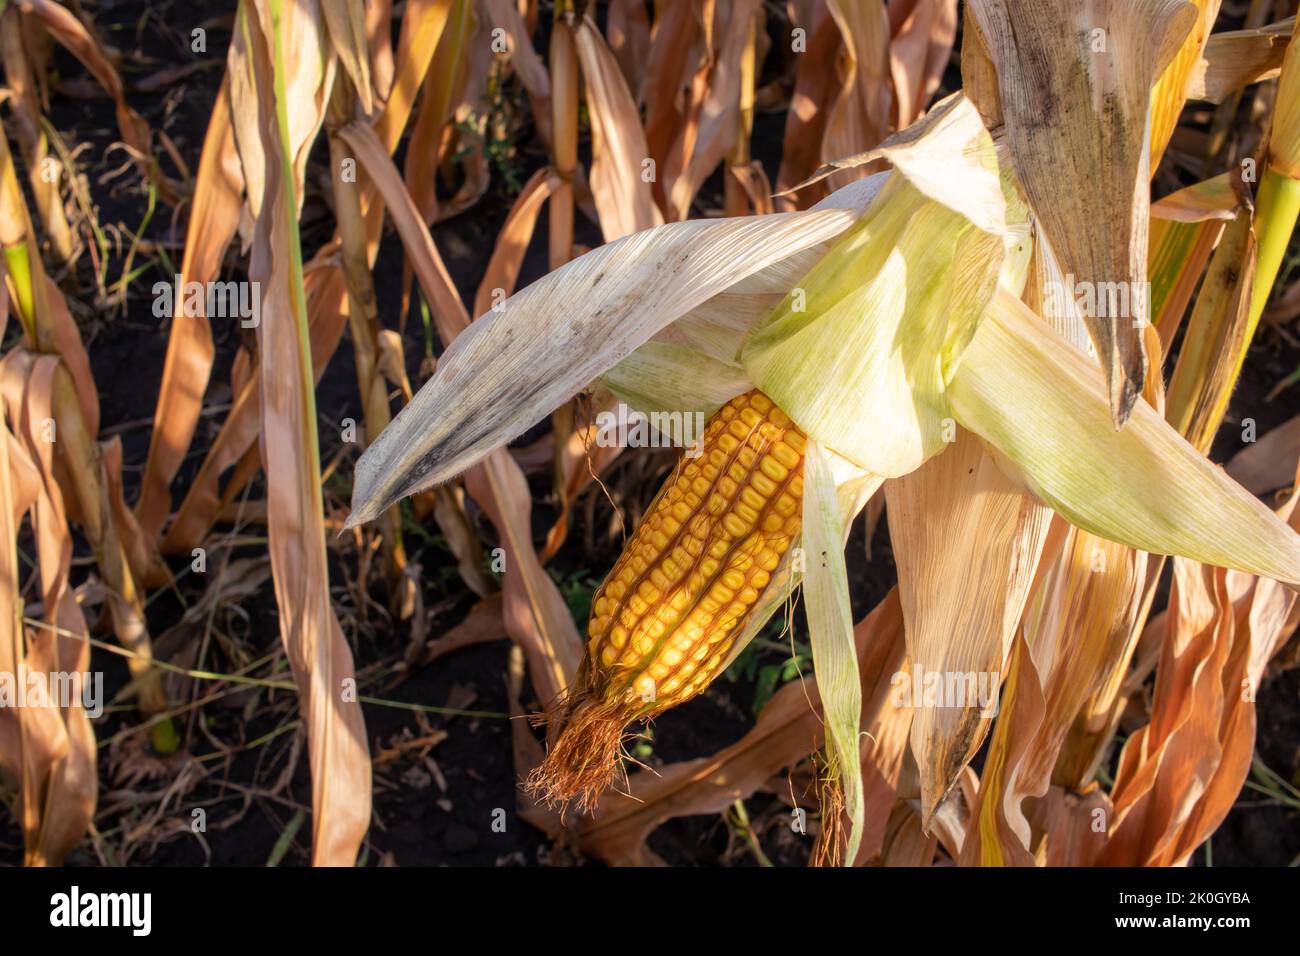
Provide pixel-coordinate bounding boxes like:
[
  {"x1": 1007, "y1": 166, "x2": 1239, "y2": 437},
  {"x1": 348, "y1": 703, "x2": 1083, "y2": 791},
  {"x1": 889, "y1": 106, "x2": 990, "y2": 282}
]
[{"x1": 582, "y1": 389, "x2": 805, "y2": 712}]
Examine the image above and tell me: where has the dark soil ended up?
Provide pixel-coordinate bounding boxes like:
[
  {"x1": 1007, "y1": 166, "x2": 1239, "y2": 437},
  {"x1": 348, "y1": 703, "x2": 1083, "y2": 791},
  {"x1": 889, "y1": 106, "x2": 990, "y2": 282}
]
[{"x1": 0, "y1": 0, "x2": 1297, "y2": 867}]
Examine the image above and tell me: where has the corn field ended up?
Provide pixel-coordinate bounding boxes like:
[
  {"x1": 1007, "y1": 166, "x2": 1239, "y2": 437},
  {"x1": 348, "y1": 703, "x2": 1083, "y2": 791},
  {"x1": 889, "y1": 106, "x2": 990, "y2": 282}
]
[{"x1": 0, "y1": 0, "x2": 1298, "y2": 875}]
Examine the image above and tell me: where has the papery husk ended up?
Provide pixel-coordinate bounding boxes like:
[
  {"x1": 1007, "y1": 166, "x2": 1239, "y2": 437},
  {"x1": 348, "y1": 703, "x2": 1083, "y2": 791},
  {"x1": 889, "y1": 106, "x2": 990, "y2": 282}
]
[
  {"x1": 886, "y1": 429, "x2": 1051, "y2": 824},
  {"x1": 967, "y1": 0, "x2": 1198, "y2": 424},
  {"x1": 960, "y1": 523, "x2": 1145, "y2": 866},
  {"x1": 743, "y1": 171, "x2": 1006, "y2": 477},
  {"x1": 348, "y1": 206, "x2": 861, "y2": 525},
  {"x1": 950, "y1": 289, "x2": 1300, "y2": 586},
  {"x1": 800, "y1": 439, "x2": 868, "y2": 865}
]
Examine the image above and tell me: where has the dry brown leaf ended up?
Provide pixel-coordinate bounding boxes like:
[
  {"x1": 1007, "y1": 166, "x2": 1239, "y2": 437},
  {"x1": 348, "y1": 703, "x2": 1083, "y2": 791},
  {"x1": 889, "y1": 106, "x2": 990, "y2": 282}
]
[
  {"x1": 961, "y1": 525, "x2": 1145, "y2": 865},
  {"x1": 236, "y1": 0, "x2": 370, "y2": 865},
  {"x1": 402, "y1": 0, "x2": 472, "y2": 225},
  {"x1": 15, "y1": 0, "x2": 172, "y2": 199},
  {"x1": 641, "y1": 0, "x2": 705, "y2": 216},
  {"x1": 320, "y1": 0, "x2": 374, "y2": 114},
  {"x1": 0, "y1": 349, "x2": 97, "y2": 864},
  {"x1": 968, "y1": 0, "x2": 1198, "y2": 424},
  {"x1": 775, "y1": 2, "x2": 840, "y2": 210},
  {"x1": 0, "y1": 375, "x2": 66, "y2": 861},
  {"x1": 820, "y1": 0, "x2": 892, "y2": 192},
  {"x1": 471, "y1": 167, "x2": 562, "y2": 319},
  {"x1": 606, "y1": 0, "x2": 651, "y2": 97},
  {"x1": 430, "y1": 483, "x2": 492, "y2": 599},
  {"x1": 365, "y1": 0, "x2": 395, "y2": 105},
  {"x1": 1150, "y1": 0, "x2": 1220, "y2": 168},
  {"x1": 163, "y1": 0, "x2": 444, "y2": 553},
  {"x1": 1, "y1": 8, "x2": 75, "y2": 263},
  {"x1": 338, "y1": 119, "x2": 583, "y2": 703},
  {"x1": 539, "y1": 401, "x2": 622, "y2": 564},
  {"x1": 574, "y1": 15, "x2": 663, "y2": 240},
  {"x1": 887, "y1": 0, "x2": 958, "y2": 129},
  {"x1": 1189, "y1": 16, "x2": 1294, "y2": 103},
  {"x1": 885, "y1": 428, "x2": 1050, "y2": 823},
  {"x1": 666, "y1": 0, "x2": 764, "y2": 220},
  {"x1": 481, "y1": 0, "x2": 552, "y2": 146},
  {"x1": 1227, "y1": 412, "x2": 1300, "y2": 495},
  {"x1": 1166, "y1": 206, "x2": 1257, "y2": 451},
  {"x1": 1029, "y1": 784, "x2": 1113, "y2": 866},
  {"x1": 1104, "y1": 467, "x2": 1300, "y2": 865},
  {"x1": 135, "y1": 76, "x2": 244, "y2": 541},
  {"x1": 419, "y1": 594, "x2": 506, "y2": 668},
  {"x1": 879, "y1": 801, "x2": 938, "y2": 866},
  {"x1": 1148, "y1": 173, "x2": 1241, "y2": 352},
  {"x1": 1102, "y1": 558, "x2": 1235, "y2": 866},
  {"x1": 728, "y1": 162, "x2": 774, "y2": 216}
]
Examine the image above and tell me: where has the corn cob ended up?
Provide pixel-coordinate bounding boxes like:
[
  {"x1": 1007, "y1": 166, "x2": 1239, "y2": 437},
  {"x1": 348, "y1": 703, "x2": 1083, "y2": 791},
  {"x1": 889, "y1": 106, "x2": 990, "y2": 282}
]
[{"x1": 527, "y1": 389, "x2": 805, "y2": 811}]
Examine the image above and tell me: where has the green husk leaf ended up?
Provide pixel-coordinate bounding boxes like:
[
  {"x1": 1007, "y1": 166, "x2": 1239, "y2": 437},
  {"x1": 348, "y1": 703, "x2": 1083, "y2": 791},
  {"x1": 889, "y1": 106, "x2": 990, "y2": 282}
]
[
  {"x1": 742, "y1": 172, "x2": 1006, "y2": 476},
  {"x1": 802, "y1": 438, "x2": 865, "y2": 866},
  {"x1": 951, "y1": 290, "x2": 1300, "y2": 586},
  {"x1": 600, "y1": 343, "x2": 750, "y2": 419}
]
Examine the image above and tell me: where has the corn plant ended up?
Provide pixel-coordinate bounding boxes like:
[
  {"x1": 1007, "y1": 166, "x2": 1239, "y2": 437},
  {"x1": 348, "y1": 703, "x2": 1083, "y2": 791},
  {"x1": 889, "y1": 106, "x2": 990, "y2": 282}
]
[{"x1": 2, "y1": 0, "x2": 1300, "y2": 871}]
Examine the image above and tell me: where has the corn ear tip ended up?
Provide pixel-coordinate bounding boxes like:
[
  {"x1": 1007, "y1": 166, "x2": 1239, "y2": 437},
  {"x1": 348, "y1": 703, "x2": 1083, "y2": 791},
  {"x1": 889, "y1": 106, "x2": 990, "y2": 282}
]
[{"x1": 524, "y1": 688, "x2": 638, "y2": 816}]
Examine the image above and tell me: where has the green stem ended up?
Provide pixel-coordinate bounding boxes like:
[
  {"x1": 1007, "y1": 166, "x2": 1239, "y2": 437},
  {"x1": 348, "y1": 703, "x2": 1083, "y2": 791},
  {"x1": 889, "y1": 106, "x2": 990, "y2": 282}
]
[
  {"x1": 2, "y1": 243, "x2": 37, "y2": 343},
  {"x1": 1247, "y1": 165, "x2": 1300, "y2": 337}
]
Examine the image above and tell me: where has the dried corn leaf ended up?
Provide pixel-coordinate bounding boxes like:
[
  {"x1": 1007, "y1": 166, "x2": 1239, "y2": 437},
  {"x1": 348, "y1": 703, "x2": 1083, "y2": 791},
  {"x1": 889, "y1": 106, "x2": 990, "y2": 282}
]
[
  {"x1": 821, "y1": 0, "x2": 892, "y2": 192},
  {"x1": 1266, "y1": 16, "x2": 1300, "y2": 178},
  {"x1": 403, "y1": 0, "x2": 473, "y2": 224},
  {"x1": 375, "y1": 0, "x2": 461, "y2": 151},
  {"x1": 1166, "y1": 204, "x2": 1257, "y2": 451},
  {"x1": 480, "y1": 0, "x2": 551, "y2": 146},
  {"x1": 1148, "y1": 172, "x2": 1240, "y2": 351},
  {"x1": 606, "y1": 0, "x2": 650, "y2": 97},
  {"x1": 320, "y1": 0, "x2": 374, "y2": 114},
  {"x1": 165, "y1": 0, "x2": 443, "y2": 553},
  {"x1": 967, "y1": 0, "x2": 1198, "y2": 424},
  {"x1": 136, "y1": 77, "x2": 244, "y2": 540},
  {"x1": 666, "y1": 0, "x2": 764, "y2": 220},
  {"x1": 0, "y1": 349, "x2": 97, "y2": 864},
  {"x1": 575, "y1": 16, "x2": 662, "y2": 240},
  {"x1": 1150, "y1": 0, "x2": 1219, "y2": 167},
  {"x1": 471, "y1": 168, "x2": 562, "y2": 319},
  {"x1": 337, "y1": 120, "x2": 582, "y2": 701},
  {"x1": 16, "y1": 0, "x2": 169, "y2": 197},
  {"x1": 1227, "y1": 413, "x2": 1300, "y2": 495},
  {"x1": 774, "y1": 1, "x2": 839, "y2": 211},
  {"x1": 237, "y1": 0, "x2": 370, "y2": 865},
  {"x1": 962, "y1": 527, "x2": 1143, "y2": 865},
  {"x1": 887, "y1": 0, "x2": 958, "y2": 128},
  {"x1": 0, "y1": 378, "x2": 64, "y2": 860},
  {"x1": 886, "y1": 428, "x2": 1050, "y2": 822},
  {"x1": 1189, "y1": 16, "x2": 1293, "y2": 103}
]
